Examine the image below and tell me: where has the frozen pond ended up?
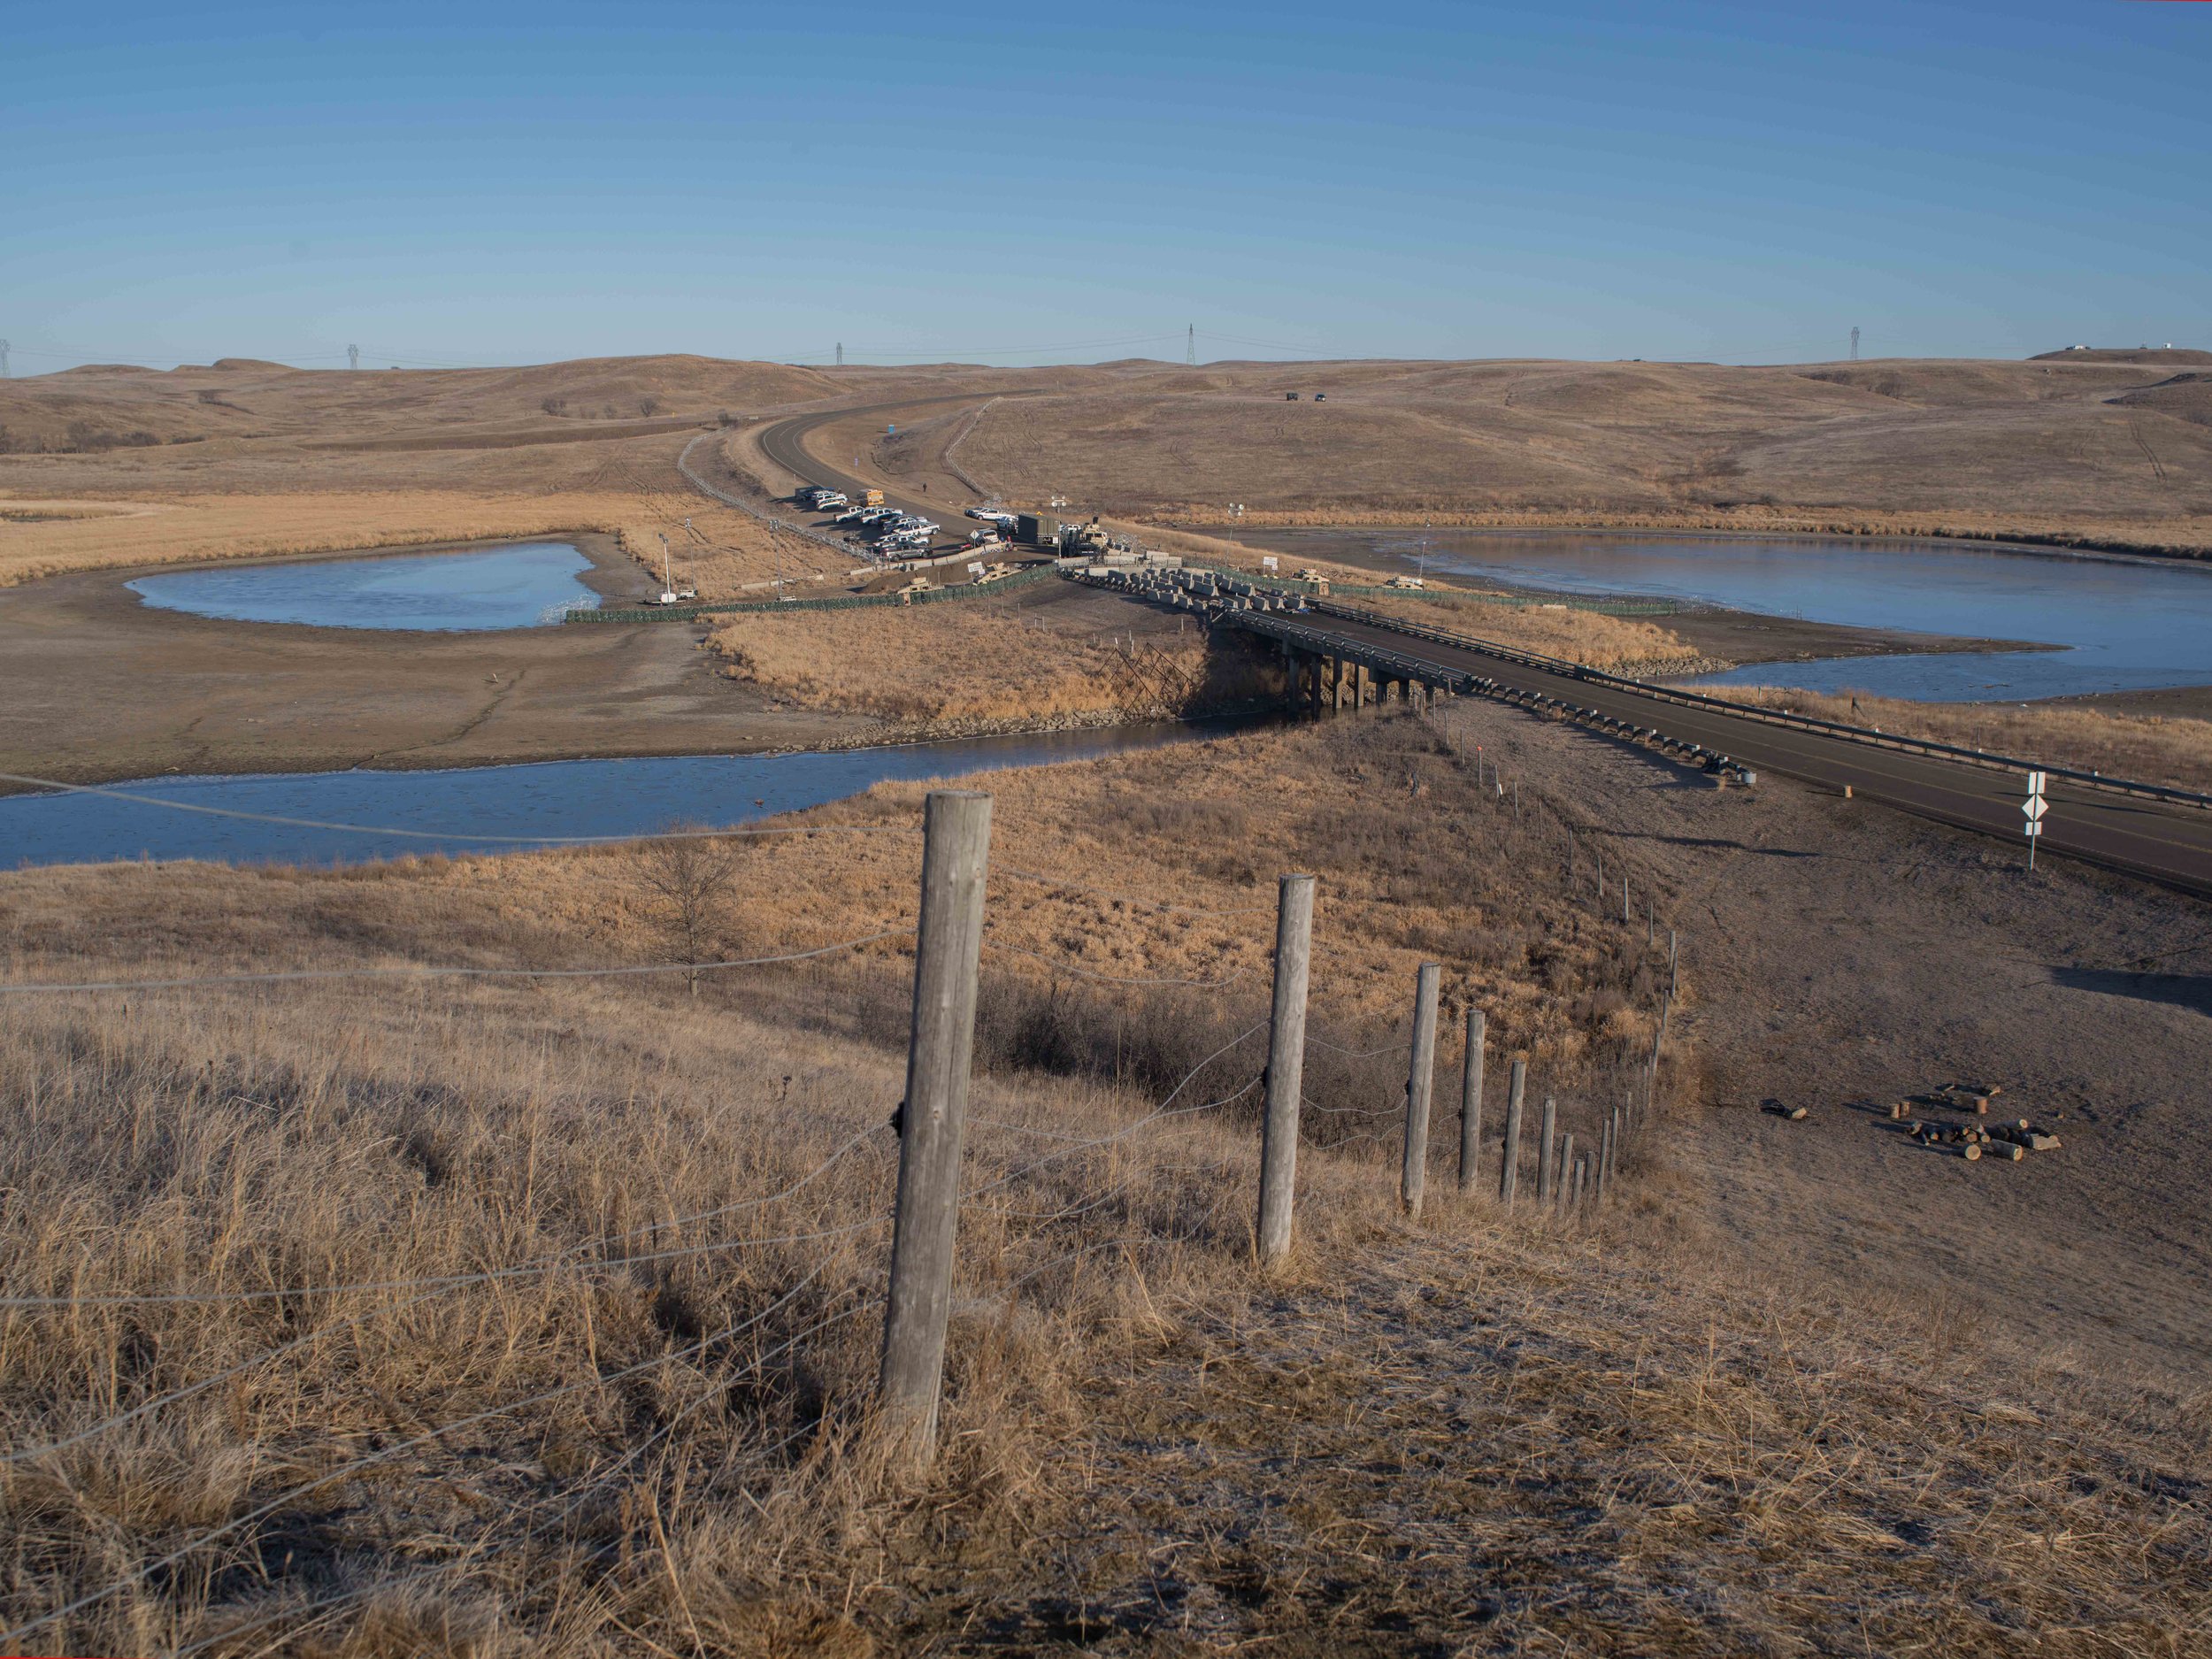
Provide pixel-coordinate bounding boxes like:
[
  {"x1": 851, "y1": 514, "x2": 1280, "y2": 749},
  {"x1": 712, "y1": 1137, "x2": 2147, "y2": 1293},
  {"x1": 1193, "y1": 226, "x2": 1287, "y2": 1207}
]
[{"x1": 127, "y1": 542, "x2": 600, "y2": 631}]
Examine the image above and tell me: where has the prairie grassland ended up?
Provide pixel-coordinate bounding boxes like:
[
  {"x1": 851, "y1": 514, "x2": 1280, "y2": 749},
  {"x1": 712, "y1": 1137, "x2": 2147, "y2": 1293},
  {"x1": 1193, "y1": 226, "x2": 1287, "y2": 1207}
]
[
  {"x1": 1351, "y1": 588, "x2": 1712, "y2": 672},
  {"x1": 0, "y1": 715, "x2": 2203, "y2": 1655},
  {"x1": 1722, "y1": 684, "x2": 2212, "y2": 794},
  {"x1": 0, "y1": 487, "x2": 818, "y2": 595},
  {"x1": 707, "y1": 578, "x2": 1698, "y2": 730},
  {"x1": 705, "y1": 599, "x2": 1272, "y2": 727},
  {"x1": 1154, "y1": 503, "x2": 2212, "y2": 560}
]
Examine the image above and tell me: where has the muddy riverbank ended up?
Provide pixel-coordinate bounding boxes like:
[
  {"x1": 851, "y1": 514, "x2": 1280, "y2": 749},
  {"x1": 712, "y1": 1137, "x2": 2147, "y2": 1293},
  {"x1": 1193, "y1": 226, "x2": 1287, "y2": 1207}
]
[{"x1": 0, "y1": 533, "x2": 880, "y2": 793}]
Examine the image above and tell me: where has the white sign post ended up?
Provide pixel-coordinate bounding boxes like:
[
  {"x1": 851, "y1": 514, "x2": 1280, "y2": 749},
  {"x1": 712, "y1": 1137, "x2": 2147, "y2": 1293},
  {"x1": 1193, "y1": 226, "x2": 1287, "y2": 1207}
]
[
  {"x1": 1261, "y1": 555, "x2": 1279, "y2": 572},
  {"x1": 2023, "y1": 771, "x2": 2047, "y2": 871}
]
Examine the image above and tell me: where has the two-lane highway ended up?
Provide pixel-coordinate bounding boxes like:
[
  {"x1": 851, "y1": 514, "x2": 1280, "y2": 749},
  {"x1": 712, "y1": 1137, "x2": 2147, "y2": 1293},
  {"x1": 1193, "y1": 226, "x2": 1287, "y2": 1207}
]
[{"x1": 1271, "y1": 607, "x2": 2212, "y2": 895}]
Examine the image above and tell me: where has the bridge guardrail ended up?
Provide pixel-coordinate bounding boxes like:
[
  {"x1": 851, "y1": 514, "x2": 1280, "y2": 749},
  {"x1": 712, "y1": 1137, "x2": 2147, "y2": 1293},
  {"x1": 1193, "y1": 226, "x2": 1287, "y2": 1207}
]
[
  {"x1": 1179, "y1": 559, "x2": 1692, "y2": 616},
  {"x1": 1302, "y1": 598, "x2": 2212, "y2": 813}
]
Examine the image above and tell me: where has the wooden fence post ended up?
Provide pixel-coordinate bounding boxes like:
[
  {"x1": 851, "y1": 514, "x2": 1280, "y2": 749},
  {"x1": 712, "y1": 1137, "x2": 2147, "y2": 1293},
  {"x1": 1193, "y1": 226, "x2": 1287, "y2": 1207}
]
[
  {"x1": 1457, "y1": 1008, "x2": 1486, "y2": 1195},
  {"x1": 1499, "y1": 1058, "x2": 1527, "y2": 1205},
  {"x1": 1557, "y1": 1131, "x2": 1576, "y2": 1210},
  {"x1": 1401, "y1": 963, "x2": 1441, "y2": 1217},
  {"x1": 878, "y1": 789, "x2": 995, "y2": 1460},
  {"x1": 1597, "y1": 1114, "x2": 1614, "y2": 1203},
  {"x1": 1537, "y1": 1094, "x2": 1559, "y2": 1202},
  {"x1": 1256, "y1": 874, "x2": 1316, "y2": 1263}
]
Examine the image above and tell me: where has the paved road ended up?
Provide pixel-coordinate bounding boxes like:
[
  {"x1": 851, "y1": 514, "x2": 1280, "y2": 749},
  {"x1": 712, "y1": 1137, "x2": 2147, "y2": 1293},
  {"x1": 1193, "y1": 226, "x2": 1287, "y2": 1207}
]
[
  {"x1": 1299, "y1": 611, "x2": 2212, "y2": 895},
  {"x1": 754, "y1": 394, "x2": 1001, "y2": 553}
]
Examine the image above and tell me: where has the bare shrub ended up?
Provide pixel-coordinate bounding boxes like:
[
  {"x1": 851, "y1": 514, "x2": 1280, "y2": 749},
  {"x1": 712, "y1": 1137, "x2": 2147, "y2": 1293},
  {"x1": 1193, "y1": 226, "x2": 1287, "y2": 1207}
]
[{"x1": 634, "y1": 826, "x2": 744, "y2": 994}]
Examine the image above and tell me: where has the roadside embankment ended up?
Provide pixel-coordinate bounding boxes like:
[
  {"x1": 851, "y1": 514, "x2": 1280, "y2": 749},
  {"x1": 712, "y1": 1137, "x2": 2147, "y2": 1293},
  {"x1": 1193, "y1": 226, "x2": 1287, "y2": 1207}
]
[
  {"x1": 704, "y1": 580, "x2": 1283, "y2": 730},
  {"x1": 1718, "y1": 684, "x2": 2212, "y2": 795}
]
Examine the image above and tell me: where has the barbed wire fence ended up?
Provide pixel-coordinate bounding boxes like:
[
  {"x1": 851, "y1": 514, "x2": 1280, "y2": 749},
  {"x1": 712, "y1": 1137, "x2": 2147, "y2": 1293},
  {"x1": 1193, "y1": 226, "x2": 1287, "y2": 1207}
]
[{"x1": 0, "y1": 775, "x2": 1686, "y2": 1651}]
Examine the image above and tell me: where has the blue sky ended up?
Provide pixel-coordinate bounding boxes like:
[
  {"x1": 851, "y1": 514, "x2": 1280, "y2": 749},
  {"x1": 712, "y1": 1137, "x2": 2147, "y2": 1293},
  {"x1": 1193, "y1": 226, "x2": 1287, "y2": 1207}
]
[{"x1": 5, "y1": 1, "x2": 2208, "y2": 370}]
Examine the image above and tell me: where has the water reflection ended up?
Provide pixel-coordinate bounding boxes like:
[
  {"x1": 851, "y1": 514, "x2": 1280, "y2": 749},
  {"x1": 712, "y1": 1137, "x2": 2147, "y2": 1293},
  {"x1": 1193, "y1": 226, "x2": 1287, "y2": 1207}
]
[{"x1": 127, "y1": 542, "x2": 601, "y2": 632}]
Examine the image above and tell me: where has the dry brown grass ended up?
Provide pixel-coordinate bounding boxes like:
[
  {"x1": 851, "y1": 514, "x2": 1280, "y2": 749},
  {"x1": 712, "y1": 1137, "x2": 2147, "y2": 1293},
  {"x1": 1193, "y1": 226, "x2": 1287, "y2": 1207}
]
[
  {"x1": 941, "y1": 357, "x2": 2212, "y2": 546},
  {"x1": 0, "y1": 717, "x2": 2202, "y2": 1653},
  {"x1": 704, "y1": 600, "x2": 1250, "y2": 726},
  {"x1": 0, "y1": 487, "x2": 825, "y2": 597},
  {"x1": 12, "y1": 352, "x2": 2212, "y2": 588},
  {"x1": 1722, "y1": 685, "x2": 2212, "y2": 795},
  {"x1": 1351, "y1": 588, "x2": 1711, "y2": 672}
]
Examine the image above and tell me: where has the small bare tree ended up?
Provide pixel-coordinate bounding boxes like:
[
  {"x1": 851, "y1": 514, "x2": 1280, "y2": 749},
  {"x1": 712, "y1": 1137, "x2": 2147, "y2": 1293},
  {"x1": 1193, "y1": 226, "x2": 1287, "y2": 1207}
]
[{"x1": 635, "y1": 826, "x2": 745, "y2": 995}]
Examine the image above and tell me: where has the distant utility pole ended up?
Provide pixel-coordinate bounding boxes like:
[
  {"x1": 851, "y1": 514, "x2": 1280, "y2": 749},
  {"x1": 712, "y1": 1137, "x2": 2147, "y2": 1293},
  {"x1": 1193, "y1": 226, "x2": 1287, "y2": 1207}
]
[
  {"x1": 1187, "y1": 324, "x2": 1195, "y2": 367},
  {"x1": 1850, "y1": 326, "x2": 1860, "y2": 362},
  {"x1": 347, "y1": 343, "x2": 359, "y2": 371},
  {"x1": 0, "y1": 339, "x2": 9, "y2": 378},
  {"x1": 836, "y1": 342, "x2": 844, "y2": 366}
]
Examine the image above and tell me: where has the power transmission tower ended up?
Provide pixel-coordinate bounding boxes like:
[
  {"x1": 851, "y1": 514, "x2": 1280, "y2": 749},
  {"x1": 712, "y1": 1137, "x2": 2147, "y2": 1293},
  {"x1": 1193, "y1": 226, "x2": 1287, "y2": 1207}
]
[
  {"x1": 0, "y1": 339, "x2": 9, "y2": 379},
  {"x1": 1850, "y1": 326, "x2": 1860, "y2": 362},
  {"x1": 1187, "y1": 324, "x2": 1195, "y2": 367},
  {"x1": 836, "y1": 342, "x2": 844, "y2": 366},
  {"x1": 348, "y1": 342, "x2": 359, "y2": 371}
]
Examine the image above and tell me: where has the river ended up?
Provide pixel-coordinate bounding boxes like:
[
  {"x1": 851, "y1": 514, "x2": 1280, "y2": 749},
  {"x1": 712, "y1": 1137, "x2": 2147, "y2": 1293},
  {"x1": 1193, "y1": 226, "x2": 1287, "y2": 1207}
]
[
  {"x1": 1237, "y1": 528, "x2": 2212, "y2": 702},
  {"x1": 0, "y1": 721, "x2": 1242, "y2": 871}
]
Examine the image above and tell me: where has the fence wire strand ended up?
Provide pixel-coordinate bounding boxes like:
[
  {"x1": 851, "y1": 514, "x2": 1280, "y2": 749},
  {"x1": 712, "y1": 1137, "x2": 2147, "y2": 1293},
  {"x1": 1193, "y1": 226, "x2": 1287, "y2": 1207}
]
[
  {"x1": 0, "y1": 928, "x2": 914, "y2": 999},
  {"x1": 0, "y1": 769, "x2": 921, "y2": 847},
  {"x1": 0, "y1": 1256, "x2": 853, "y2": 1648}
]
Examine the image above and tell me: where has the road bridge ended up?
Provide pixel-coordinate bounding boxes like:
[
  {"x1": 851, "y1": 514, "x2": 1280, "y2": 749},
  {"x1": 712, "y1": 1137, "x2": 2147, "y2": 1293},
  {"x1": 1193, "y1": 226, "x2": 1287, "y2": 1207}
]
[{"x1": 1087, "y1": 570, "x2": 2212, "y2": 896}]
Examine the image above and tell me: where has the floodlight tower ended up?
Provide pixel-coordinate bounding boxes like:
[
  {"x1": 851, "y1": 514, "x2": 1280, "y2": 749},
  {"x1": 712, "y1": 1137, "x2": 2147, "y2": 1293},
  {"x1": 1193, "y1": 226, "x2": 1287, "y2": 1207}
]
[
  {"x1": 348, "y1": 343, "x2": 360, "y2": 371},
  {"x1": 1850, "y1": 326, "x2": 1860, "y2": 362}
]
